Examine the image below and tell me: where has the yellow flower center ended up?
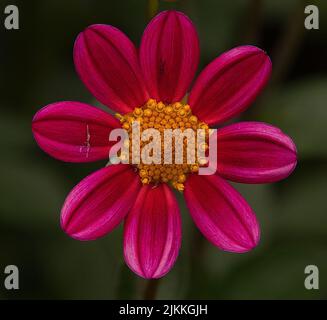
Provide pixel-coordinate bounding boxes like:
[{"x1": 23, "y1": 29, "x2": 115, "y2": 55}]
[{"x1": 116, "y1": 99, "x2": 209, "y2": 192}]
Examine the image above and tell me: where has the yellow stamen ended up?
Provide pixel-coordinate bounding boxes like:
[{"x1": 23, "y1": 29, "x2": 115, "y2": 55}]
[{"x1": 116, "y1": 99, "x2": 210, "y2": 192}]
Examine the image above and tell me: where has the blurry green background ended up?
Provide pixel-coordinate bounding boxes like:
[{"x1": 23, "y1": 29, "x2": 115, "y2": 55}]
[{"x1": 0, "y1": 0, "x2": 326, "y2": 299}]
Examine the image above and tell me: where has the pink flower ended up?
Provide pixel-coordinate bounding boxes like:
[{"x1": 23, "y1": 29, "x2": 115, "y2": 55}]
[{"x1": 32, "y1": 10, "x2": 297, "y2": 279}]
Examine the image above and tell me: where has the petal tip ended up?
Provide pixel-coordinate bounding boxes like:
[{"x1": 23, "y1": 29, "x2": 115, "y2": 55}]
[
  {"x1": 185, "y1": 174, "x2": 261, "y2": 254},
  {"x1": 60, "y1": 165, "x2": 140, "y2": 242},
  {"x1": 217, "y1": 122, "x2": 298, "y2": 183},
  {"x1": 74, "y1": 23, "x2": 148, "y2": 113},
  {"x1": 123, "y1": 185, "x2": 181, "y2": 279},
  {"x1": 140, "y1": 9, "x2": 199, "y2": 102},
  {"x1": 189, "y1": 45, "x2": 272, "y2": 125},
  {"x1": 241, "y1": 227, "x2": 260, "y2": 253}
]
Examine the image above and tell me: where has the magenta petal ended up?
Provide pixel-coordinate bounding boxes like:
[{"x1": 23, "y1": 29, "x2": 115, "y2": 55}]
[
  {"x1": 61, "y1": 164, "x2": 141, "y2": 240},
  {"x1": 123, "y1": 184, "x2": 181, "y2": 279},
  {"x1": 217, "y1": 122, "x2": 297, "y2": 183},
  {"x1": 140, "y1": 10, "x2": 200, "y2": 103},
  {"x1": 74, "y1": 24, "x2": 149, "y2": 114},
  {"x1": 185, "y1": 174, "x2": 260, "y2": 253},
  {"x1": 189, "y1": 46, "x2": 272, "y2": 125},
  {"x1": 32, "y1": 101, "x2": 120, "y2": 163}
]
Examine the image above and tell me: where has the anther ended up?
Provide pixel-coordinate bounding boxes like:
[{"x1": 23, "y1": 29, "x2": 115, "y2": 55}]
[{"x1": 121, "y1": 99, "x2": 210, "y2": 192}]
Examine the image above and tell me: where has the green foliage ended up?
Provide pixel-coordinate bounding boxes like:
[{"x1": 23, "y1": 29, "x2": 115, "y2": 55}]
[{"x1": 260, "y1": 78, "x2": 327, "y2": 159}]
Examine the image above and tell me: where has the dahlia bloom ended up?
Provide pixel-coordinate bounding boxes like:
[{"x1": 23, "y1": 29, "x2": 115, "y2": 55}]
[{"x1": 32, "y1": 10, "x2": 297, "y2": 278}]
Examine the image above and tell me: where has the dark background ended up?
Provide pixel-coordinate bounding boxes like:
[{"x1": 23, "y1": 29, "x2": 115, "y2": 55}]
[{"x1": 0, "y1": 0, "x2": 326, "y2": 299}]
